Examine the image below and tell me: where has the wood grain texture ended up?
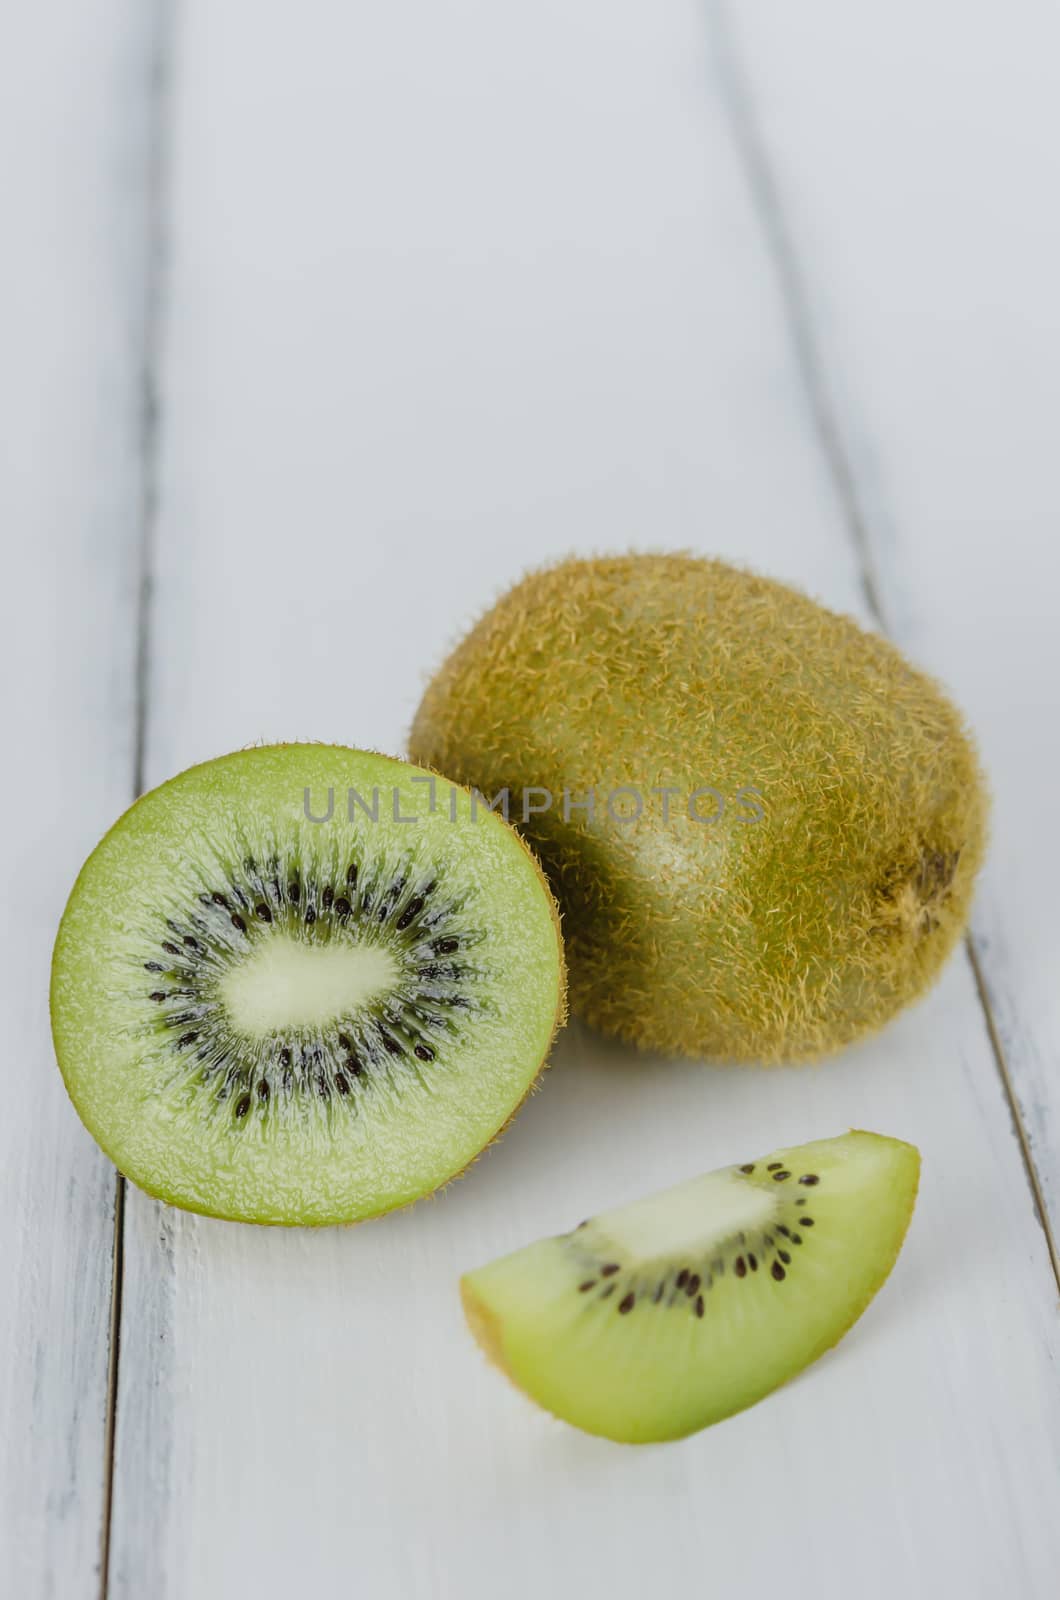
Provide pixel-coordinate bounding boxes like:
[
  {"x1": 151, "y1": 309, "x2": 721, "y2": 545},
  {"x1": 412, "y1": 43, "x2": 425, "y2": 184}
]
[
  {"x1": 718, "y1": 0, "x2": 1060, "y2": 1250},
  {"x1": 103, "y1": 4, "x2": 1060, "y2": 1598},
  {"x1": 0, "y1": 4, "x2": 160, "y2": 1593}
]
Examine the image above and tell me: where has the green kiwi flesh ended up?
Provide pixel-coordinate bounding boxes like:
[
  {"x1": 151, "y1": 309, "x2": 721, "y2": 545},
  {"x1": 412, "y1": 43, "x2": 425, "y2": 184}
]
[
  {"x1": 51, "y1": 745, "x2": 566, "y2": 1224},
  {"x1": 461, "y1": 1130, "x2": 919, "y2": 1442},
  {"x1": 409, "y1": 553, "x2": 989, "y2": 1062}
]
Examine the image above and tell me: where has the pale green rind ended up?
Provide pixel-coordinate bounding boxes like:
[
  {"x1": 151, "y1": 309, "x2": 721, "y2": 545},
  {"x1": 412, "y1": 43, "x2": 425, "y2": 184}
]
[
  {"x1": 461, "y1": 1131, "x2": 920, "y2": 1442},
  {"x1": 51, "y1": 745, "x2": 565, "y2": 1225}
]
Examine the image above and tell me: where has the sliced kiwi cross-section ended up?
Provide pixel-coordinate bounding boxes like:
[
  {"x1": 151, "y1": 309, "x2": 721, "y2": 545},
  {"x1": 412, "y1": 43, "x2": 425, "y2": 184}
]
[
  {"x1": 461, "y1": 1131, "x2": 919, "y2": 1441},
  {"x1": 51, "y1": 746, "x2": 566, "y2": 1224}
]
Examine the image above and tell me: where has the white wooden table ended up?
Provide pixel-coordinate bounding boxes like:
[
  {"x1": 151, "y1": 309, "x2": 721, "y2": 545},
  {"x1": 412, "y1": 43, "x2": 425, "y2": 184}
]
[{"x1": 4, "y1": 4, "x2": 1059, "y2": 1595}]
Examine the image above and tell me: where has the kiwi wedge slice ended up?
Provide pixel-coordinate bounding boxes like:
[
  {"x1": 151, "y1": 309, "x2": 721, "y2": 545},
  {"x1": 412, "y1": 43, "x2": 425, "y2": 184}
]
[
  {"x1": 461, "y1": 1130, "x2": 919, "y2": 1441},
  {"x1": 51, "y1": 746, "x2": 565, "y2": 1225}
]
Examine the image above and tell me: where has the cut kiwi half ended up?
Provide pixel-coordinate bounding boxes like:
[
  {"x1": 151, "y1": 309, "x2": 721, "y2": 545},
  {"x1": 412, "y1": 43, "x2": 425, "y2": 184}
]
[
  {"x1": 461, "y1": 1131, "x2": 919, "y2": 1441},
  {"x1": 51, "y1": 745, "x2": 566, "y2": 1225}
]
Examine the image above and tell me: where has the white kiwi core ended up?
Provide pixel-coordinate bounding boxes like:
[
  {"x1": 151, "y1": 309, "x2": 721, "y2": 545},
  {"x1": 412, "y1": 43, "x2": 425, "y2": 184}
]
[
  {"x1": 220, "y1": 937, "x2": 400, "y2": 1036},
  {"x1": 598, "y1": 1169, "x2": 777, "y2": 1263}
]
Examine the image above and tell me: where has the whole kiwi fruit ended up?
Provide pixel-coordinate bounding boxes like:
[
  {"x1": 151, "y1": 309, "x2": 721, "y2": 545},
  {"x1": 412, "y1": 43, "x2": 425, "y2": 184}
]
[{"x1": 409, "y1": 553, "x2": 988, "y2": 1063}]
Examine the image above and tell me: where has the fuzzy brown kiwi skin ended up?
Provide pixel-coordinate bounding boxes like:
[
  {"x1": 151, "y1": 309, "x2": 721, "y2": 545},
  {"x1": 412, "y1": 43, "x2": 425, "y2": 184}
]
[
  {"x1": 460, "y1": 1131, "x2": 921, "y2": 1441},
  {"x1": 409, "y1": 553, "x2": 990, "y2": 1065},
  {"x1": 50, "y1": 741, "x2": 568, "y2": 1228}
]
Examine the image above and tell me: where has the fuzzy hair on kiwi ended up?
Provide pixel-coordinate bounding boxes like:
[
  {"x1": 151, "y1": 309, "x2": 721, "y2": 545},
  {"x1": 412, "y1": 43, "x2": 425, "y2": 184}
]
[{"x1": 409, "y1": 553, "x2": 989, "y2": 1064}]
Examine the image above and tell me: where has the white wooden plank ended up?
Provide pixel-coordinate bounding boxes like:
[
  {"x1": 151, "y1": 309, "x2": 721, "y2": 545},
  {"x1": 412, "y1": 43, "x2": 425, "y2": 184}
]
[
  {"x1": 110, "y1": 4, "x2": 1060, "y2": 1598},
  {"x1": 719, "y1": 0, "x2": 1060, "y2": 1247},
  {"x1": 0, "y1": 3, "x2": 159, "y2": 1593}
]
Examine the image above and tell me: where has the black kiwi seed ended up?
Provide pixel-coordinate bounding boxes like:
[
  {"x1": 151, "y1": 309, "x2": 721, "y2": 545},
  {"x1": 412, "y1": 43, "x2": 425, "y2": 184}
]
[
  {"x1": 772, "y1": 1170, "x2": 791, "y2": 1181},
  {"x1": 748, "y1": 1253, "x2": 758, "y2": 1271},
  {"x1": 685, "y1": 1273, "x2": 700, "y2": 1297},
  {"x1": 414, "y1": 1044, "x2": 434, "y2": 1062},
  {"x1": 322, "y1": 887, "x2": 334, "y2": 911},
  {"x1": 579, "y1": 1281, "x2": 596, "y2": 1293},
  {"x1": 767, "y1": 1162, "x2": 782, "y2": 1171},
  {"x1": 279, "y1": 1047, "x2": 292, "y2": 1067},
  {"x1": 149, "y1": 991, "x2": 167, "y2": 1002},
  {"x1": 145, "y1": 961, "x2": 163, "y2": 972},
  {"x1": 305, "y1": 908, "x2": 316, "y2": 926},
  {"x1": 334, "y1": 897, "x2": 351, "y2": 918},
  {"x1": 739, "y1": 1163, "x2": 755, "y2": 1173},
  {"x1": 212, "y1": 892, "x2": 228, "y2": 909},
  {"x1": 257, "y1": 1079, "x2": 270, "y2": 1102},
  {"x1": 337, "y1": 1033, "x2": 351, "y2": 1051},
  {"x1": 255, "y1": 903, "x2": 272, "y2": 922},
  {"x1": 772, "y1": 1262, "x2": 786, "y2": 1282},
  {"x1": 288, "y1": 879, "x2": 300, "y2": 903},
  {"x1": 799, "y1": 1174, "x2": 820, "y2": 1186},
  {"x1": 778, "y1": 1250, "x2": 791, "y2": 1264},
  {"x1": 600, "y1": 1263, "x2": 621, "y2": 1278},
  {"x1": 380, "y1": 1031, "x2": 403, "y2": 1056},
  {"x1": 799, "y1": 1217, "x2": 815, "y2": 1227},
  {"x1": 777, "y1": 1224, "x2": 791, "y2": 1238},
  {"x1": 162, "y1": 942, "x2": 180, "y2": 956},
  {"x1": 235, "y1": 1093, "x2": 251, "y2": 1119},
  {"x1": 735, "y1": 1257, "x2": 747, "y2": 1277},
  {"x1": 335, "y1": 1072, "x2": 350, "y2": 1096},
  {"x1": 676, "y1": 1268, "x2": 689, "y2": 1289},
  {"x1": 346, "y1": 863, "x2": 358, "y2": 886},
  {"x1": 695, "y1": 1295, "x2": 704, "y2": 1317},
  {"x1": 178, "y1": 1033, "x2": 198, "y2": 1049},
  {"x1": 618, "y1": 1293, "x2": 635, "y2": 1315},
  {"x1": 231, "y1": 913, "x2": 247, "y2": 934},
  {"x1": 397, "y1": 897, "x2": 425, "y2": 930}
]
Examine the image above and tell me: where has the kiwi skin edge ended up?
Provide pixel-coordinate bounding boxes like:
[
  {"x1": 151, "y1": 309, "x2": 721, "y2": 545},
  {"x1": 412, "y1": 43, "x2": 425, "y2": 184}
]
[
  {"x1": 410, "y1": 553, "x2": 990, "y2": 1065},
  {"x1": 49, "y1": 742, "x2": 568, "y2": 1228}
]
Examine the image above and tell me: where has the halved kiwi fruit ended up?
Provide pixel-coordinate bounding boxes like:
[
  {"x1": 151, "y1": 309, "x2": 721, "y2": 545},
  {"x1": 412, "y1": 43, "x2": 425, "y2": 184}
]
[
  {"x1": 461, "y1": 1130, "x2": 919, "y2": 1441},
  {"x1": 51, "y1": 745, "x2": 566, "y2": 1224}
]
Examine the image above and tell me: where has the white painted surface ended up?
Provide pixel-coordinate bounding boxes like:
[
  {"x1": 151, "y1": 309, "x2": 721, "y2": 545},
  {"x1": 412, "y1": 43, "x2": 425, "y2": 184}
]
[
  {"x1": 0, "y1": 4, "x2": 158, "y2": 1594},
  {"x1": 5, "y1": 3, "x2": 1060, "y2": 1597},
  {"x1": 723, "y1": 0, "x2": 1060, "y2": 1234}
]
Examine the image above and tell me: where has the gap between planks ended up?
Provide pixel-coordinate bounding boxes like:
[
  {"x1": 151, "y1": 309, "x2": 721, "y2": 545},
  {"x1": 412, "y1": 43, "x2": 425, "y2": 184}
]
[
  {"x1": 706, "y1": 0, "x2": 1060, "y2": 1296},
  {"x1": 99, "y1": 2, "x2": 175, "y2": 1594}
]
